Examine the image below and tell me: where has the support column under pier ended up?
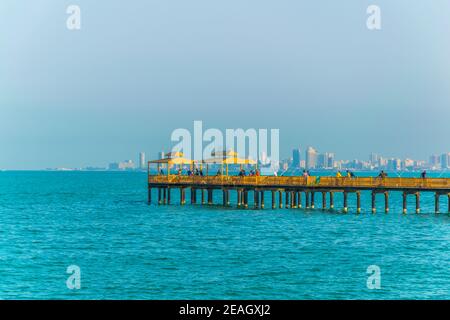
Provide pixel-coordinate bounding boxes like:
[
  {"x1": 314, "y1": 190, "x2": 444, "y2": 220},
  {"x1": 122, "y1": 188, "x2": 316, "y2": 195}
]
[
  {"x1": 298, "y1": 192, "x2": 302, "y2": 209},
  {"x1": 371, "y1": 191, "x2": 376, "y2": 213},
  {"x1": 416, "y1": 192, "x2": 420, "y2": 214},
  {"x1": 261, "y1": 191, "x2": 265, "y2": 209},
  {"x1": 279, "y1": 191, "x2": 283, "y2": 209},
  {"x1": 272, "y1": 191, "x2": 276, "y2": 209},
  {"x1": 343, "y1": 192, "x2": 348, "y2": 213},
  {"x1": 435, "y1": 193, "x2": 440, "y2": 213},
  {"x1": 384, "y1": 192, "x2": 389, "y2": 213},
  {"x1": 356, "y1": 191, "x2": 361, "y2": 214}
]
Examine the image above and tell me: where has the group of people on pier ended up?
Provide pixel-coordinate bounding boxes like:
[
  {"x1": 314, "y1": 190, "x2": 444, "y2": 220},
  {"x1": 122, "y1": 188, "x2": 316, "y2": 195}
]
[
  {"x1": 238, "y1": 169, "x2": 260, "y2": 177},
  {"x1": 162, "y1": 166, "x2": 430, "y2": 179}
]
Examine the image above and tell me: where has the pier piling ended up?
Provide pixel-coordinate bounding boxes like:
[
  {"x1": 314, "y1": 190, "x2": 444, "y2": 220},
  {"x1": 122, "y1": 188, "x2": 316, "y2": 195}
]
[
  {"x1": 371, "y1": 192, "x2": 376, "y2": 213},
  {"x1": 402, "y1": 192, "x2": 407, "y2": 214},
  {"x1": 343, "y1": 192, "x2": 348, "y2": 213},
  {"x1": 384, "y1": 192, "x2": 389, "y2": 213},
  {"x1": 435, "y1": 193, "x2": 440, "y2": 213},
  {"x1": 271, "y1": 191, "x2": 276, "y2": 209},
  {"x1": 356, "y1": 191, "x2": 361, "y2": 213},
  {"x1": 305, "y1": 191, "x2": 310, "y2": 209},
  {"x1": 279, "y1": 191, "x2": 283, "y2": 209},
  {"x1": 298, "y1": 192, "x2": 302, "y2": 209},
  {"x1": 415, "y1": 192, "x2": 420, "y2": 213},
  {"x1": 261, "y1": 191, "x2": 265, "y2": 209}
]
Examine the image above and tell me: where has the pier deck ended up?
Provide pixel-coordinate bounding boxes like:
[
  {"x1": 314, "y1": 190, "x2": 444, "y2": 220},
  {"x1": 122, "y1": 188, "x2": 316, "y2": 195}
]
[{"x1": 148, "y1": 175, "x2": 450, "y2": 213}]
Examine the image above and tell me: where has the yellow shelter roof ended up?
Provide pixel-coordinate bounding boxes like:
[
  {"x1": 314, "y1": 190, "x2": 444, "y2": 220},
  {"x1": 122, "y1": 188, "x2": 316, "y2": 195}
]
[{"x1": 148, "y1": 157, "x2": 194, "y2": 165}]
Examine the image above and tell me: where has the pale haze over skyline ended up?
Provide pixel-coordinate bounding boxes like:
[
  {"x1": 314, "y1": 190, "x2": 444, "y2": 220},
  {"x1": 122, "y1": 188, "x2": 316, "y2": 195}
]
[{"x1": 1, "y1": 1, "x2": 449, "y2": 169}]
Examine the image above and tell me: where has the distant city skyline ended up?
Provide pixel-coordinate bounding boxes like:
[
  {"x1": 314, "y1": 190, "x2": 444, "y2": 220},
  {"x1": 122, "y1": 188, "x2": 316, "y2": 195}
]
[{"x1": 25, "y1": 148, "x2": 450, "y2": 172}]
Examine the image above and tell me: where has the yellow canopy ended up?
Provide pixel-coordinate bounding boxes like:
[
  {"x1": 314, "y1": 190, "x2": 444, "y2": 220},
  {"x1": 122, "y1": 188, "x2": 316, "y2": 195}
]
[{"x1": 148, "y1": 157, "x2": 194, "y2": 165}]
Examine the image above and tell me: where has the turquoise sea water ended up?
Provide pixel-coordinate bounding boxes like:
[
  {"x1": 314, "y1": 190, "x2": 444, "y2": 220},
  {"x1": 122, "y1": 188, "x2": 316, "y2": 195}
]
[{"x1": 0, "y1": 171, "x2": 449, "y2": 299}]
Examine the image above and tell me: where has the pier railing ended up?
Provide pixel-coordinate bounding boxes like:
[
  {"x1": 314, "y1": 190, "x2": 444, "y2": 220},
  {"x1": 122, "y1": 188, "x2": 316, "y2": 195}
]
[{"x1": 148, "y1": 175, "x2": 450, "y2": 190}]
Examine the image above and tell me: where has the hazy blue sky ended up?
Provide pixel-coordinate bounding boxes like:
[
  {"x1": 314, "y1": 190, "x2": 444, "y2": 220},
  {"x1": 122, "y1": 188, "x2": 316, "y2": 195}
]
[{"x1": 1, "y1": 1, "x2": 449, "y2": 169}]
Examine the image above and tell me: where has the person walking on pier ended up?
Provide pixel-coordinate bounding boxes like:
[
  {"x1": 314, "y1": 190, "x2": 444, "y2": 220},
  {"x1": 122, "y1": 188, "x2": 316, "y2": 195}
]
[
  {"x1": 421, "y1": 170, "x2": 427, "y2": 179},
  {"x1": 378, "y1": 170, "x2": 387, "y2": 179},
  {"x1": 336, "y1": 171, "x2": 342, "y2": 178}
]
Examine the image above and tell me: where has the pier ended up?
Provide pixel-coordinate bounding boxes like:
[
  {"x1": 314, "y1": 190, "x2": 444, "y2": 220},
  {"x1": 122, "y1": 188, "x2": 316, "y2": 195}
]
[
  {"x1": 148, "y1": 174, "x2": 450, "y2": 214},
  {"x1": 147, "y1": 153, "x2": 450, "y2": 214}
]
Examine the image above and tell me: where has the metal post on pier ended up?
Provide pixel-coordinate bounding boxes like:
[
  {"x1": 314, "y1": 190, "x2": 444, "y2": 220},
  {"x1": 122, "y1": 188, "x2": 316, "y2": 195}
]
[
  {"x1": 371, "y1": 191, "x2": 376, "y2": 213},
  {"x1": 260, "y1": 191, "x2": 264, "y2": 209},
  {"x1": 311, "y1": 192, "x2": 315, "y2": 209},
  {"x1": 435, "y1": 193, "x2": 440, "y2": 213},
  {"x1": 207, "y1": 189, "x2": 213, "y2": 205},
  {"x1": 237, "y1": 190, "x2": 242, "y2": 207},
  {"x1": 272, "y1": 191, "x2": 276, "y2": 209},
  {"x1": 293, "y1": 191, "x2": 298, "y2": 208},
  {"x1": 356, "y1": 191, "x2": 361, "y2": 214},
  {"x1": 163, "y1": 188, "x2": 167, "y2": 205},
  {"x1": 290, "y1": 191, "x2": 295, "y2": 208},
  {"x1": 158, "y1": 188, "x2": 162, "y2": 205},
  {"x1": 279, "y1": 191, "x2": 283, "y2": 209},
  {"x1": 298, "y1": 191, "x2": 302, "y2": 209},
  {"x1": 305, "y1": 191, "x2": 310, "y2": 209},
  {"x1": 343, "y1": 192, "x2": 348, "y2": 213},
  {"x1": 415, "y1": 192, "x2": 420, "y2": 213},
  {"x1": 384, "y1": 192, "x2": 389, "y2": 213},
  {"x1": 244, "y1": 190, "x2": 248, "y2": 208}
]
